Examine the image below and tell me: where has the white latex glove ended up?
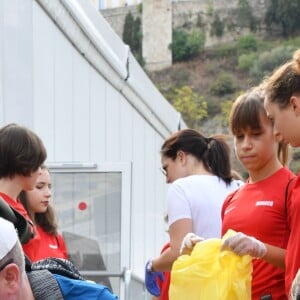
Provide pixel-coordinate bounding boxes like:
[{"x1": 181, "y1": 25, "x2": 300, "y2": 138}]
[
  {"x1": 180, "y1": 232, "x2": 204, "y2": 255},
  {"x1": 221, "y1": 232, "x2": 267, "y2": 258}
]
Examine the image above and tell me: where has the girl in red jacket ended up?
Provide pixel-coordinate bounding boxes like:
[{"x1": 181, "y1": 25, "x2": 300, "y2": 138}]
[
  {"x1": 264, "y1": 49, "x2": 300, "y2": 298},
  {"x1": 20, "y1": 164, "x2": 68, "y2": 261}
]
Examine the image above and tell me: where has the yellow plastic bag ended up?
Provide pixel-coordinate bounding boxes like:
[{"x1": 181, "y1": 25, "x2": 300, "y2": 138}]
[{"x1": 169, "y1": 230, "x2": 252, "y2": 300}]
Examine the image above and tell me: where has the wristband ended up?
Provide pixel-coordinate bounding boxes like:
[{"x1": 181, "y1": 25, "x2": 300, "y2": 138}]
[{"x1": 146, "y1": 259, "x2": 154, "y2": 272}]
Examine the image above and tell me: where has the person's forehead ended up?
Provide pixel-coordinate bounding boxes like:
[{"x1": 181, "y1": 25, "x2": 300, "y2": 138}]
[
  {"x1": 161, "y1": 155, "x2": 174, "y2": 165},
  {"x1": 161, "y1": 156, "x2": 170, "y2": 163},
  {"x1": 263, "y1": 100, "x2": 276, "y2": 113}
]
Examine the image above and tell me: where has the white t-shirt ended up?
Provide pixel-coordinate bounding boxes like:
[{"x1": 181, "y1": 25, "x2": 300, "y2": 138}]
[{"x1": 167, "y1": 175, "x2": 242, "y2": 239}]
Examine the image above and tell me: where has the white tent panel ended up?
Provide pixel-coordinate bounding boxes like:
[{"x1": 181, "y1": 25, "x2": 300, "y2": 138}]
[{"x1": 0, "y1": 0, "x2": 186, "y2": 298}]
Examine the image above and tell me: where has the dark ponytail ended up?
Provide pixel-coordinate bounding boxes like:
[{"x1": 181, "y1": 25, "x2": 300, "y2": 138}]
[
  {"x1": 161, "y1": 129, "x2": 232, "y2": 185},
  {"x1": 205, "y1": 135, "x2": 232, "y2": 184}
]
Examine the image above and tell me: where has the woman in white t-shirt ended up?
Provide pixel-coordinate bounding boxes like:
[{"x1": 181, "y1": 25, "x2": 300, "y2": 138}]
[{"x1": 145, "y1": 128, "x2": 242, "y2": 297}]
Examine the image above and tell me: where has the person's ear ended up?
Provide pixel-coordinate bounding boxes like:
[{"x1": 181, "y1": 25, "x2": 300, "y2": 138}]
[
  {"x1": 2, "y1": 264, "x2": 20, "y2": 294},
  {"x1": 290, "y1": 96, "x2": 300, "y2": 115},
  {"x1": 177, "y1": 150, "x2": 186, "y2": 163}
]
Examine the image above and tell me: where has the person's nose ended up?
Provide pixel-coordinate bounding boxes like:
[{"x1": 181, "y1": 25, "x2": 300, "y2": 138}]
[
  {"x1": 45, "y1": 188, "x2": 52, "y2": 198},
  {"x1": 241, "y1": 136, "x2": 252, "y2": 150},
  {"x1": 273, "y1": 125, "x2": 282, "y2": 140}
]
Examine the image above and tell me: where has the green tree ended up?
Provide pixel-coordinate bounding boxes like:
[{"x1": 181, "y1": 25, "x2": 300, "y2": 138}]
[
  {"x1": 250, "y1": 45, "x2": 296, "y2": 81},
  {"x1": 172, "y1": 86, "x2": 208, "y2": 128},
  {"x1": 220, "y1": 99, "x2": 234, "y2": 127},
  {"x1": 211, "y1": 13, "x2": 224, "y2": 37},
  {"x1": 237, "y1": 34, "x2": 258, "y2": 55},
  {"x1": 123, "y1": 12, "x2": 144, "y2": 66},
  {"x1": 169, "y1": 30, "x2": 205, "y2": 62},
  {"x1": 236, "y1": 0, "x2": 256, "y2": 31},
  {"x1": 265, "y1": 0, "x2": 300, "y2": 36},
  {"x1": 210, "y1": 72, "x2": 237, "y2": 96},
  {"x1": 123, "y1": 12, "x2": 134, "y2": 46},
  {"x1": 169, "y1": 30, "x2": 188, "y2": 61},
  {"x1": 132, "y1": 17, "x2": 142, "y2": 53}
]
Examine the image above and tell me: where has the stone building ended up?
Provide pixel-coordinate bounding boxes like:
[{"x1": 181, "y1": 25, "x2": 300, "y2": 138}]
[{"x1": 101, "y1": 0, "x2": 270, "y2": 71}]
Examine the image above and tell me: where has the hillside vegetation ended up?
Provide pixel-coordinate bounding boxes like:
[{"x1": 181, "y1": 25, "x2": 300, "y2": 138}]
[
  {"x1": 148, "y1": 35, "x2": 300, "y2": 175},
  {"x1": 120, "y1": 0, "x2": 300, "y2": 175}
]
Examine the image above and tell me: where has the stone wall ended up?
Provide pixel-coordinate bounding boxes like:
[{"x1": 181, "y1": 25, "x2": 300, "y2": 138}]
[
  {"x1": 143, "y1": 0, "x2": 172, "y2": 71},
  {"x1": 100, "y1": 5, "x2": 140, "y2": 38},
  {"x1": 172, "y1": 0, "x2": 270, "y2": 47},
  {"x1": 100, "y1": 0, "x2": 272, "y2": 71}
]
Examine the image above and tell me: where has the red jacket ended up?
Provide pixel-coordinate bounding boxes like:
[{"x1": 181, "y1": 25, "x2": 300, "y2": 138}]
[{"x1": 23, "y1": 226, "x2": 68, "y2": 262}]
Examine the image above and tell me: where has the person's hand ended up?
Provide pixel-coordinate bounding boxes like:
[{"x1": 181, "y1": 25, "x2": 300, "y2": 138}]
[
  {"x1": 180, "y1": 232, "x2": 204, "y2": 255},
  {"x1": 221, "y1": 232, "x2": 267, "y2": 258},
  {"x1": 145, "y1": 260, "x2": 164, "y2": 297}
]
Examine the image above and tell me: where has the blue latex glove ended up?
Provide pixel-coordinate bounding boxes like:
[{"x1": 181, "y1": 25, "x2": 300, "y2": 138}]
[{"x1": 145, "y1": 260, "x2": 164, "y2": 297}]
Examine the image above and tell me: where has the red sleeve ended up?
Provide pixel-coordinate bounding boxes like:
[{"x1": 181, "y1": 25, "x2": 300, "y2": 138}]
[
  {"x1": 221, "y1": 191, "x2": 235, "y2": 220},
  {"x1": 285, "y1": 176, "x2": 300, "y2": 295},
  {"x1": 160, "y1": 242, "x2": 171, "y2": 254},
  {"x1": 286, "y1": 177, "x2": 297, "y2": 230}
]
